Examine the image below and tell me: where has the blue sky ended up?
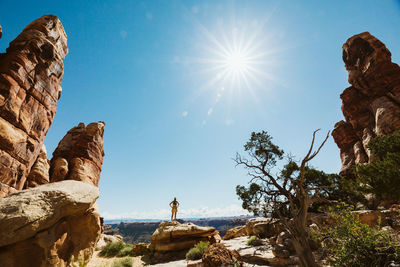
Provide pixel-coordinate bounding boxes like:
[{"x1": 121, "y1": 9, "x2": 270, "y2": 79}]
[{"x1": 1, "y1": 1, "x2": 400, "y2": 219}]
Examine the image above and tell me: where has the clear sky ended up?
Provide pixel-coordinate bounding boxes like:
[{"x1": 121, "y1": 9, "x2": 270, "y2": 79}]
[{"x1": 1, "y1": 1, "x2": 400, "y2": 220}]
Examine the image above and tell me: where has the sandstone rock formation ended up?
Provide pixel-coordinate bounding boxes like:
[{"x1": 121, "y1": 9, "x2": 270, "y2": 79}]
[
  {"x1": 96, "y1": 234, "x2": 124, "y2": 250},
  {"x1": 0, "y1": 15, "x2": 68, "y2": 191},
  {"x1": 131, "y1": 243, "x2": 151, "y2": 256},
  {"x1": 245, "y1": 217, "x2": 284, "y2": 238},
  {"x1": 0, "y1": 180, "x2": 101, "y2": 267},
  {"x1": 223, "y1": 236, "x2": 299, "y2": 266},
  {"x1": 332, "y1": 32, "x2": 400, "y2": 178},
  {"x1": 222, "y1": 225, "x2": 247, "y2": 240},
  {"x1": 202, "y1": 243, "x2": 243, "y2": 267},
  {"x1": 0, "y1": 181, "x2": 17, "y2": 198},
  {"x1": 148, "y1": 221, "x2": 221, "y2": 262},
  {"x1": 0, "y1": 15, "x2": 106, "y2": 267},
  {"x1": 50, "y1": 122, "x2": 105, "y2": 186},
  {"x1": 25, "y1": 145, "x2": 50, "y2": 188}
]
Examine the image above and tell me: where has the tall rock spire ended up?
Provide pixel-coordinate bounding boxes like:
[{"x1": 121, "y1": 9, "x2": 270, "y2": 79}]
[{"x1": 332, "y1": 32, "x2": 400, "y2": 178}]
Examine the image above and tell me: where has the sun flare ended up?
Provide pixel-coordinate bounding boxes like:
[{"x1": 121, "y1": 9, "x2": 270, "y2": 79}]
[
  {"x1": 196, "y1": 22, "x2": 275, "y2": 94},
  {"x1": 224, "y1": 50, "x2": 249, "y2": 73},
  {"x1": 188, "y1": 20, "x2": 280, "y2": 124}
]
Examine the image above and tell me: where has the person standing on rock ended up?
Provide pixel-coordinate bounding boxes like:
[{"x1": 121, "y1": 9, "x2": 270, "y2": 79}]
[{"x1": 170, "y1": 197, "x2": 180, "y2": 221}]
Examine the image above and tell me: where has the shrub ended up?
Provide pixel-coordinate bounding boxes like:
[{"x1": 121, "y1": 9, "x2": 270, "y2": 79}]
[
  {"x1": 356, "y1": 131, "x2": 400, "y2": 204},
  {"x1": 99, "y1": 241, "x2": 132, "y2": 258},
  {"x1": 186, "y1": 241, "x2": 210, "y2": 260},
  {"x1": 111, "y1": 257, "x2": 133, "y2": 267},
  {"x1": 317, "y1": 203, "x2": 400, "y2": 267},
  {"x1": 117, "y1": 244, "x2": 133, "y2": 257},
  {"x1": 246, "y1": 235, "x2": 262, "y2": 246}
]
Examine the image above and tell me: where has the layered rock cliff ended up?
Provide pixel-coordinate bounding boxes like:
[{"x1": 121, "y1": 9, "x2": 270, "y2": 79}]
[
  {"x1": 0, "y1": 15, "x2": 105, "y2": 267},
  {"x1": 50, "y1": 121, "x2": 105, "y2": 186},
  {"x1": 332, "y1": 32, "x2": 400, "y2": 178},
  {"x1": 0, "y1": 15, "x2": 67, "y2": 191}
]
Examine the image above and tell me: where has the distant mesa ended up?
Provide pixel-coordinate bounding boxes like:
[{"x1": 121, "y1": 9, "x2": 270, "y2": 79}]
[{"x1": 332, "y1": 32, "x2": 400, "y2": 179}]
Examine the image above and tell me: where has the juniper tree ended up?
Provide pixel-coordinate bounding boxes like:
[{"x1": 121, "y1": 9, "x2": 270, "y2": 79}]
[{"x1": 235, "y1": 129, "x2": 331, "y2": 267}]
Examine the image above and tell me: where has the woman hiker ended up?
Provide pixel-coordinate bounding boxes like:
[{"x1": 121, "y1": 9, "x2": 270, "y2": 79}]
[{"x1": 169, "y1": 197, "x2": 180, "y2": 221}]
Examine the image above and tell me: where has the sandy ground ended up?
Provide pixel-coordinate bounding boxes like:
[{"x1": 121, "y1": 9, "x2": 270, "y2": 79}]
[
  {"x1": 87, "y1": 251, "x2": 144, "y2": 267},
  {"x1": 88, "y1": 238, "x2": 271, "y2": 267}
]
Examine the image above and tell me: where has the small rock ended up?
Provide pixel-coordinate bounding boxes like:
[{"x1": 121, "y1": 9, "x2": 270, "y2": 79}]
[
  {"x1": 202, "y1": 243, "x2": 243, "y2": 267},
  {"x1": 283, "y1": 238, "x2": 295, "y2": 253},
  {"x1": 276, "y1": 231, "x2": 290, "y2": 245},
  {"x1": 272, "y1": 244, "x2": 290, "y2": 259}
]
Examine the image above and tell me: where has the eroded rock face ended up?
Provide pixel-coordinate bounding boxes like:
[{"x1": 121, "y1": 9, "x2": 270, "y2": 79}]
[
  {"x1": 222, "y1": 225, "x2": 247, "y2": 240},
  {"x1": 25, "y1": 145, "x2": 50, "y2": 188},
  {"x1": 0, "y1": 180, "x2": 101, "y2": 267},
  {"x1": 149, "y1": 221, "x2": 221, "y2": 262},
  {"x1": 0, "y1": 15, "x2": 68, "y2": 191},
  {"x1": 245, "y1": 217, "x2": 284, "y2": 238},
  {"x1": 0, "y1": 182, "x2": 17, "y2": 198},
  {"x1": 332, "y1": 32, "x2": 400, "y2": 178},
  {"x1": 50, "y1": 122, "x2": 105, "y2": 186},
  {"x1": 0, "y1": 15, "x2": 106, "y2": 267}
]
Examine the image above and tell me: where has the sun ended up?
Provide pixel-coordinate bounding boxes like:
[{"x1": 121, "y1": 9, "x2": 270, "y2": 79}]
[
  {"x1": 224, "y1": 50, "x2": 249, "y2": 73},
  {"x1": 195, "y1": 22, "x2": 274, "y2": 93},
  {"x1": 184, "y1": 19, "x2": 280, "y2": 124}
]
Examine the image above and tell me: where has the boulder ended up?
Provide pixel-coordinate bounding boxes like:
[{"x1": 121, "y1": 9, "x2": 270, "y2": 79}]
[
  {"x1": 148, "y1": 221, "x2": 220, "y2": 262},
  {"x1": 131, "y1": 243, "x2": 150, "y2": 256},
  {"x1": 96, "y1": 234, "x2": 124, "y2": 250},
  {"x1": 0, "y1": 180, "x2": 101, "y2": 267},
  {"x1": 272, "y1": 244, "x2": 290, "y2": 259},
  {"x1": 50, "y1": 122, "x2": 105, "y2": 186},
  {"x1": 332, "y1": 32, "x2": 400, "y2": 178},
  {"x1": 245, "y1": 217, "x2": 284, "y2": 238},
  {"x1": 276, "y1": 231, "x2": 291, "y2": 245},
  {"x1": 0, "y1": 15, "x2": 67, "y2": 192},
  {"x1": 223, "y1": 225, "x2": 247, "y2": 240},
  {"x1": 202, "y1": 243, "x2": 243, "y2": 267},
  {"x1": 223, "y1": 236, "x2": 299, "y2": 266},
  {"x1": 353, "y1": 210, "x2": 386, "y2": 227}
]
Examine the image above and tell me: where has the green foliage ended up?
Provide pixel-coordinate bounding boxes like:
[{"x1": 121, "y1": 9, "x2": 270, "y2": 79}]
[
  {"x1": 246, "y1": 235, "x2": 262, "y2": 246},
  {"x1": 244, "y1": 131, "x2": 284, "y2": 165},
  {"x1": 356, "y1": 131, "x2": 400, "y2": 203},
  {"x1": 316, "y1": 203, "x2": 400, "y2": 267},
  {"x1": 99, "y1": 241, "x2": 132, "y2": 258},
  {"x1": 236, "y1": 131, "x2": 358, "y2": 217},
  {"x1": 117, "y1": 244, "x2": 133, "y2": 257},
  {"x1": 111, "y1": 257, "x2": 133, "y2": 267},
  {"x1": 185, "y1": 241, "x2": 210, "y2": 260}
]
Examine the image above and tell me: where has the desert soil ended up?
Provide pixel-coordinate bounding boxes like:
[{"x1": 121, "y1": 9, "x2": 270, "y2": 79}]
[{"x1": 87, "y1": 251, "x2": 144, "y2": 267}]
